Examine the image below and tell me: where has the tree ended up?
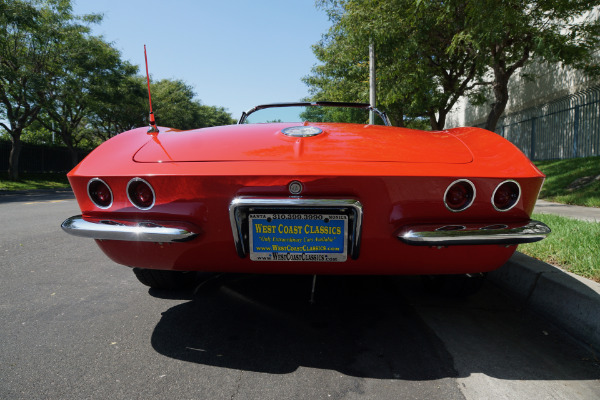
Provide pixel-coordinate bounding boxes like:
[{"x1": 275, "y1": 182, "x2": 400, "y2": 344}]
[
  {"x1": 150, "y1": 78, "x2": 234, "y2": 129},
  {"x1": 0, "y1": 0, "x2": 65, "y2": 179},
  {"x1": 85, "y1": 74, "x2": 147, "y2": 141},
  {"x1": 456, "y1": 0, "x2": 600, "y2": 130},
  {"x1": 307, "y1": 0, "x2": 485, "y2": 130},
  {"x1": 309, "y1": 0, "x2": 600, "y2": 132},
  {"x1": 0, "y1": 0, "x2": 106, "y2": 178},
  {"x1": 196, "y1": 105, "x2": 236, "y2": 127},
  {"x1": 37, "y1": 33, "x2": 138, "y2": 166}
]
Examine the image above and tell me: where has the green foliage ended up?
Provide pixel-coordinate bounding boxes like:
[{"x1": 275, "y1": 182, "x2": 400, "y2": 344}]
[
  {"x1": 308, "y1": 0, "x2": 600, "y2": 131},
  {"x1": 0, "y1": 0, "x2": 80, "y2": 178},
  {"x1": 519, "y1": 213, "x2": 600, "y2": 282},
  {"x1": 307, "y1": 0, "x2": 484, "y2": 130},
  {"x1": 299, "y1": 106, "x2": 382, "y2": 125},
  {"x1": 20, "y1": 121, "x2": 55, "y2": 145},
  {"x1": 0, "y1": 0, "x2": 236, "y2": 176},
  {"x1": 86, "y1": 74, "x2": 147, "y2": 139},
  {"x1": 151, "y1": 79, "x2": 235, "y2": 130},
  {"x1": 151, "y1": 79, "x2": 201, "y2": 130},
  {"x1": 197, "y1": 105, "x2": 236, "y2": 127},
  {"x1": 37, "y1": 31, "x2": 141, "y2": 165},
  {"x1": 535, "y1": 157, "x2": 600, "y2": 207},
  {"x1": 456, "y1": 0, "x2": 600, "y2": 130}
]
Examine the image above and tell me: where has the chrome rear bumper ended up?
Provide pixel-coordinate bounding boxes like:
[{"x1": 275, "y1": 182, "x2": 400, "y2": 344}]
[
  {"x1": 398, "y1": 220, "x2": 550, "y2": 246},
  {"x1": 61, "y1": 215, "x2": 199, "y2": 243}
]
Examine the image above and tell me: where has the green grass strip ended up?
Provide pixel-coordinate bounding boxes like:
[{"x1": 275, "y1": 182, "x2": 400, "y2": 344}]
[
  {"x1": 535, "y1": 157, "x2": 600, "y2": 207},
  {"x1": 519, "y1": 213, "x2": 600, "y2": 282},
  {"x1": 0, "y1": 173, "x2": 70, "y2": 191}
]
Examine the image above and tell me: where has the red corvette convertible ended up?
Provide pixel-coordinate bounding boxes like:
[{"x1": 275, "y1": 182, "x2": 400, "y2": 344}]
[{"x1": 62, "y1": 102, "x2": 550, "y2": 291}]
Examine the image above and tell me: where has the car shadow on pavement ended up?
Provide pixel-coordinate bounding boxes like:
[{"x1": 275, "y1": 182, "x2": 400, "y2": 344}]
[
  {"x1": 150, "y1": 274, "x2": 600, "y2": 381},
  {"x1": 150, "y1": 275, "x2": 458, "y2": 380}
]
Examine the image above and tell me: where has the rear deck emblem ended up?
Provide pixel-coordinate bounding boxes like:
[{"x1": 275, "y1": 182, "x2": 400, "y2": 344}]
[
  {"x1": 289, "y1": 181, "x2": 303, "y2": 195},
  {"x1": 282, "y1": 126, "x2": 323, "y2": 137}
]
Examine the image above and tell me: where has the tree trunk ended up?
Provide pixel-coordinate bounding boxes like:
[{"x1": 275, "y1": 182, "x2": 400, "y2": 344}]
[
  {"x1": 8, "y1": 134, "x2": 22, "y2": 180},
  {"x1": 68, "y1": 144, "x2": 79, "y2": 167},
  {"x1": 387, "y1": 107, "x2": 405, "y2": 127},
  {"x1": 429, "y1": 109, "x2": 446, "y2": 131},
  {"x1": 58, "y1": 128, "x2": 79, "y2": 168},
  {"x1": 484, "y1": 43, "x2": 530, "y2": 132},
  {"x1": 484, "y1": 76, "x2": 510, "y2": 132}
]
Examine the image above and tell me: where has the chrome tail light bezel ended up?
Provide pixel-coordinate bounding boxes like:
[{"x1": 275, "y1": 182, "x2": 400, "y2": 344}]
[
  {"x1": 87, "y1": 178, "x2": 113, "y2": 209},
  {"x1": 492, "y1": 180, "x2": 521, "y2": 212},
  {"x1": 444, "y1": 179, "x2": 476, "y2": 212},
  {"x1": 127, "y1": 177, "x2": 156, "y2": 210}
]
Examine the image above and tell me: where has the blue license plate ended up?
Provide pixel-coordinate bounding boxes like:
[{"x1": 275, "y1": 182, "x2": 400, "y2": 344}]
[{"x1": 249, "y1": 213, "x2": 348, "y2": 262}]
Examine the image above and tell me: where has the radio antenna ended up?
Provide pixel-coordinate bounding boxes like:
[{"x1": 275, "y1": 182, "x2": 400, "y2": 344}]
[{"x1": 144, "y1": 45, "x2": 159, "y2": 135}]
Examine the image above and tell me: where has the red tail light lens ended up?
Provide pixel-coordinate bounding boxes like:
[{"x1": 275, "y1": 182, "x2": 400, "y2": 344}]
[
  {"x1": 493, "y1": 180, "x2": 520, "y2": 211},
  {"x1": 127, "y1": 178, "x2": 155, "y2": 210},
  {"x1": 444, "y1": 179, "x2": 475, "y2": 212},
  {"x1": 88, "y1": 178, "x2": 113, "y2": 209}
]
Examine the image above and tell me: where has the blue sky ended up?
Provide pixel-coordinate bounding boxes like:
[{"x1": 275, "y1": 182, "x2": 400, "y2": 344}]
[{"x1": 72, "y1": 0, "x2": 332, "y2": 118}]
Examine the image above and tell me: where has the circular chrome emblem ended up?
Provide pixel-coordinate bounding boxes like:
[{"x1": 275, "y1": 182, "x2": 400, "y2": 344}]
[
  {"x1": 288, "y1": 180, "x2": 303, "y2": 195},
  {"x1": 281, "y1": 126, "x2": 323, "y2": 137}
]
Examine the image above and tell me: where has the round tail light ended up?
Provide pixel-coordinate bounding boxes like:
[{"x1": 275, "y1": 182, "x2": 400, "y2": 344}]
[
  {"x1": 127, "y1": 178, "x2": 155, "y2": 210},
  {"x1": 88, "y1": 178, "x2": 112, "y2": 209},
  {"x1": 444, "y1": 179, "x2": 475, "y2": 212},
  {"x1": 493, "y1": 180, "x2": 520, "y2": 211}
]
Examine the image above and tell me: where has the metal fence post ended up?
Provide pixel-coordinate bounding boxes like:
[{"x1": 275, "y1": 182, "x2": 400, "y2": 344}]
[
  {"x1": 530, "y1": 117, "x2": 536, "y2": 160},
  {"x1": 573, "y1": 105, "x2": 579, "y2": 158}
]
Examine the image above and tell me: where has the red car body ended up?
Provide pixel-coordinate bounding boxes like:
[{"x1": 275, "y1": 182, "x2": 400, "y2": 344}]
[{"x1": 62, "y1": 105, "x2": 549, "y2": 281}]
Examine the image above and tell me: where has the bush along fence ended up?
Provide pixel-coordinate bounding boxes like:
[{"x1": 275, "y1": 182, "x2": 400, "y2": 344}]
[
  {"x1": 0, "y1": 141, "x2": 90, "y2": 174},
  {"x1": 478, "y1": 85, "x2": 600, "y2": 161}
]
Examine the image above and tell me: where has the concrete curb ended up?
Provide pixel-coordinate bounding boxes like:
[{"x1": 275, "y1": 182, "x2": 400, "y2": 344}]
[{"x1": 489, "y1": 252, "x2": 600, "y2": 352}]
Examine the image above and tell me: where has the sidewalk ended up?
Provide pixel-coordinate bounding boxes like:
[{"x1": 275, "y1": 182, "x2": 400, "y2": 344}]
[
  {"x1": 489, "y1": 199, "x2": 600, "y2": 352},
  {"x1": 534, "y1": 199, "x2": 600, "y2": 222}
]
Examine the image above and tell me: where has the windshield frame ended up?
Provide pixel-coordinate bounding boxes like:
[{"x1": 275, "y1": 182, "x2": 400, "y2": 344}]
[{"x1": 238, "y1": 102, "x2": 392, "y2": 126}]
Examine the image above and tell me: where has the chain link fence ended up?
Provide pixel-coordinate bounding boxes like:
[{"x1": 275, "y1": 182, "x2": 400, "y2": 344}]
[{"x1": 478, "y1": 85, "x2": 600, "y2": 161}]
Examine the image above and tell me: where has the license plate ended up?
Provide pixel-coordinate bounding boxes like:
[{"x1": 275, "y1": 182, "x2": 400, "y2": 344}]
[{"x1": 249, "y1": 213, "x2": 348, "y2": 262}]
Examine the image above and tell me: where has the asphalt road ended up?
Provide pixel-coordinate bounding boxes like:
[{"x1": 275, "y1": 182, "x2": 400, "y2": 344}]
[{"x1": 1, "y1": 192, "x2": 599, "y2": 400}]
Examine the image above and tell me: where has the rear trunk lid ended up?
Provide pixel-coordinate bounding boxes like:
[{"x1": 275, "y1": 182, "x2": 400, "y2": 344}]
[{"x1": 133, "y1": 123, "x2": 473, "y2": 164}]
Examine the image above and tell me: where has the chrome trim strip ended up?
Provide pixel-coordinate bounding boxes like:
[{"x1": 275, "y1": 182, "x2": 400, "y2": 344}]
[
  {"x1": 61, "y1": 215, "x2": 198, "y2": 243},
  {"x1": 398, "y1": 220, "x2": 550, "y2": 246},
  {"x1": 229, "y1": 197, "x2": 363, "y2": 259},
  {"x1": 87, "y1": 178, "x2": 113, "y2": 209},
  {"x1": 443, "y1": 179, "x2": 476, "y2": 212},
  {"x1": 492, "y1": 179, "x2": 521, "y2": 212},
  {"x1": 127, "y1": 177, "x2": 156, "y2": 210}
]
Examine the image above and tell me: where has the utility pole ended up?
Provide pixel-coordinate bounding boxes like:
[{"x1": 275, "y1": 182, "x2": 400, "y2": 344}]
[{"x1": 369, "y1": 41, "x2": 376, "y2": 124}]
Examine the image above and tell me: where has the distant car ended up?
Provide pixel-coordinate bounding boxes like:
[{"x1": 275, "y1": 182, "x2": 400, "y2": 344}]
[{"x1": 62, "y1": 102, "x2": 549, "y2": 292}]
